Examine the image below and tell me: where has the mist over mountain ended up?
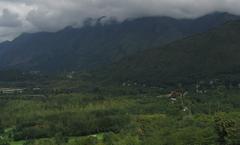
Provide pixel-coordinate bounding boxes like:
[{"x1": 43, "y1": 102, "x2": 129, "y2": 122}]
[
  {"x1": 0, "y1": 12, "x2": 238, "y2": 72},
  {"x1": 3, "y1": 0, "x2": 240, "y2": 42}
]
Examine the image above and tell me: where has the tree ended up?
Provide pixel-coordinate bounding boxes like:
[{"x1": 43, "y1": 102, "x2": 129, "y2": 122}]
[
  {"x1": 54, "y1": 133, "x2": 68, "y2": 145},
  {"x1": 0, "y1": 120, "x2": 3, "y2": 134},
  {"x1": 0, "y1": 138, "x2": 10, "y2": 145},
  {"x1": 214, "y1": 113, "x2": 240, "y2": 145}
]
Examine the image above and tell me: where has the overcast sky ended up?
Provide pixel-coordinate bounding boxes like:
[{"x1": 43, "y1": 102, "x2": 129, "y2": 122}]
[{"x1": 1, "y1": 0, "x2": 240, "y2": 42}]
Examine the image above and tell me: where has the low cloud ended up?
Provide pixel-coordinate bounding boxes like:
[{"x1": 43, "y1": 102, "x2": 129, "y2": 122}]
[
  {"x1": 0, "y1": 9, "x2": 22, "y2": 27},
  {"x1": 1, "y1": 0, "x2": 240, "y2": 41}
]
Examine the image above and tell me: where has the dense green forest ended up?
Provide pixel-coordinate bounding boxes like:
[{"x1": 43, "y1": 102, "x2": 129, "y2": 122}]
[
  {"x1": 0, "y1": 74, "x2": 239, "y2": 145},
  {"x1": 109, "y1": 20, "x2": 240, "y2": 85}
]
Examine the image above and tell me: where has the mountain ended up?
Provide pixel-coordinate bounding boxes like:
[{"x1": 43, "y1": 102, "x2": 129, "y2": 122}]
[
  {"x1": 0, "y1": 13, "x2": 239, "y2": 71},
  {"x1": 109, "y1": 20, "x2": 240, "y2": 85}
]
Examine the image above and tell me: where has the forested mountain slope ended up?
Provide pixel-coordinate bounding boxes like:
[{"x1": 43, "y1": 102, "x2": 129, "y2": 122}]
[
  {"x1": 110, "y1": 20, "x2": 240, "y2": 84},
  {"x1": 0, "y1": 13, "x2": 238, "y2": 71}
]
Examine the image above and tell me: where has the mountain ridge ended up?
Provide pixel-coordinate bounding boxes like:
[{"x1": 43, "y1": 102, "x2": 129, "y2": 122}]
[{"x1": 0, "y1": 12, "x2": 239, "y2": 72}]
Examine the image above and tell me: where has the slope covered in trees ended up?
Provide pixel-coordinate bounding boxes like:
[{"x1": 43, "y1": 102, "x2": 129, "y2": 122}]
[
  {"x1": 0, "y1": 13, "x2": 238, "y2": 72},
  {"x1": 110, "y1": 20, "x2": 240, "y2": 85}
]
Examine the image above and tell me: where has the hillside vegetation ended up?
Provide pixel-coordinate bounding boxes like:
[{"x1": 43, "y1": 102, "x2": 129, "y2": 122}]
[
  {"x1": 110, "y1": 20, "x2": 240, "y2": 85},
  {"x1": 0, "y1": 13, "x2": 238, "y2": 71},
  {"x1": 0, "y1": 79, "x2": 240, "y2": 145}
]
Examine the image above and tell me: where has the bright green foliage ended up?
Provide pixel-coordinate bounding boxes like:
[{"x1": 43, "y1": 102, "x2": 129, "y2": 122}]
[
  {"x1": 103, "y1": 132, "x2": 140, "y2": 145},
  {"x1": 72, "y1": 137, "x2": 97, "y2": 145},
  {"x1": 215, "y1": 113, "x2": 240, "y2": 145},
  {"x1": 0, "y1": 81, "x2": 239, "y2": 145}
]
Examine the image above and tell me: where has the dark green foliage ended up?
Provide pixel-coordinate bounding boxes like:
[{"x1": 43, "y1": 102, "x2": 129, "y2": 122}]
[
  {"x1": 0, "y1": 13, "x2": 238, "y2": 72},
  {"x1": 111, "y1": 20, "x2": 240, "y2": 85},
  {"x1": 76, "y1": 136, "x2": 97, "y2": 145},
  {"x1": 23, "y1": 140, "x2": 35, "y2": 145},
  {"x1": 12, "y1": 111, "x2": 130, "y2": 141},
  {"x1": 54, "y1": 133, "x2": 69, "y2": 145},
  {"x1": 0, "y1": 138, "x2": 10, "y2": 145},
  {"x1": 0, "y1": 70, "x2": 44, "y2": 82},
  {"x1": 0, "y1": 77, "x2": 240, "y2": 145},
  {"x1": 214, "y1": 113, "x2": 240, "y2": 145},
  {"x1": 23, "y1": 139, "x2": 55, "y2": 145},
  {"x1": 103, "y1": 132, "x2": 140, "y2": 145},
  {"x1": 0, "y1": 120, "x2": 3, "y2": 134}
]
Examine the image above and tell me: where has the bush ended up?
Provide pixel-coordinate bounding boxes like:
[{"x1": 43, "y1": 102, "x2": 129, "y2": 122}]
[
  {"x1": 54, "y1": 133, "x2": 68, "y2": 145},
  {"x1": 72, "y1": 137, "x2": 97, "y2": 145},
  {"x1": 0, "y1": 138, "x2": 10, "y2": 145}
]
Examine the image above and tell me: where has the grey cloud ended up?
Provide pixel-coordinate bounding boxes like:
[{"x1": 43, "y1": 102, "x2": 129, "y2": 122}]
[
  {"x1": 0, "y1": 9, "x2": 22, "y2": 27},
  {"x1": 1, "y1": 0, "x2": 240, "y2": 41}
]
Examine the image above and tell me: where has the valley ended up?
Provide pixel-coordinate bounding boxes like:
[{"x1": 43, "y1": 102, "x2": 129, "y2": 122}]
[
  {"x1": 0, "y1": 11, "x2": 239, "y2": 145},
  {"x1": 0, "y1": 74, "x2": 239, "y2": 145}
]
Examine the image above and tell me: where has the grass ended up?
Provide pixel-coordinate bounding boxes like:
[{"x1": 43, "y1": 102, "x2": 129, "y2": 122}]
[
  {"x1": 11, "y1": 140, "x2": 25, "y2": 145},
  {"x1": 10, "y1": 133, "x2": 105, "y2": 145}
]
